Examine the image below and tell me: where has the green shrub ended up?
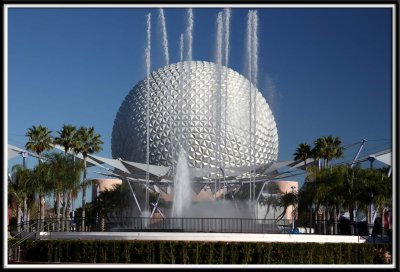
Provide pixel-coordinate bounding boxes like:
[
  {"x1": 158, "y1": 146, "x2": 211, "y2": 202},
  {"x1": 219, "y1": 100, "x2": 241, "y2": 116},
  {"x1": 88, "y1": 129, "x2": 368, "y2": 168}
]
[{"x1": 10, "y1": 239, "x2": 390, "y2": 265}]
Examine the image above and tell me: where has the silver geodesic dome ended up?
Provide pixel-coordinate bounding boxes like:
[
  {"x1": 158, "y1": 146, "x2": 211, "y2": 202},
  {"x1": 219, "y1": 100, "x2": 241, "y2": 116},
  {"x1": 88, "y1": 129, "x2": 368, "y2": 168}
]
[{"x1": 111, "y1": 60, "x2": 278, "y2": 169}]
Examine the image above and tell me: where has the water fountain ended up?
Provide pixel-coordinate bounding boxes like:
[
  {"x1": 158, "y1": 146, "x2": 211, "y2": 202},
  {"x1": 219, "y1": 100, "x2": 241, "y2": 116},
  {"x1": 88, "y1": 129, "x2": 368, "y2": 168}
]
[
  {"x1": 133, "y1": 9, "x2": 267, "y2": 227},
  {"x1": 159, "y1": 8, "x2": 169, "y2": 66},
  {"x1": 169, "y1": 9, "x2": 194, "y2": 221},
  {"x1": 144, "y1": 12, "x2": 151, "y2": 223},
  {"x1": 171, "y1": 148, "x2": 192, "y2": 218},
  {"x1": 246, "y1": 10, "x2": 259, "y2": 205},
  {"x1": 186, "y1": 8, "x2": 193, "y2": 62},
  {"x1": 215, "y1": 9, "x2": 231, "y2": 197}
]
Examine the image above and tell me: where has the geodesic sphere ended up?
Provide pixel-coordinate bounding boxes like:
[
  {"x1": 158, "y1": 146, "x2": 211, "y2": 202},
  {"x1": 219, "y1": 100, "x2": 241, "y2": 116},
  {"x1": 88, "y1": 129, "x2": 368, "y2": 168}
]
[{"x1": 111, "y1": 60, "x2": 278, "y2": 169}]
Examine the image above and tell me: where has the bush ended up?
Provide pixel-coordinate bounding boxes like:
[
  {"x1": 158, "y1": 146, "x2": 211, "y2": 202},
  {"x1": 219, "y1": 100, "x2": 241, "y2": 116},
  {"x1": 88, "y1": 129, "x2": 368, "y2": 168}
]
[{"x1": 11, "y1": 239, "x2": 390, "y2": 264}]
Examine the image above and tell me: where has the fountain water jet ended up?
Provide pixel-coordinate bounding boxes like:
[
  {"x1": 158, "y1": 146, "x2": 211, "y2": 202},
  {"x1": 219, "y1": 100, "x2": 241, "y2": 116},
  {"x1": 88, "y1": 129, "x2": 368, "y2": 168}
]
[
  {"x1": 214, "y1": 10, "x2": 231, "y2": 197},
  {"x1": 122, "y1": 9, "x2": 272, "y2": 227},
  {"x1": 251, "y1": 11, "x2": 259, "y2": 205},
  {"x1": 223, "y1": 8, "x2": 231, "y2": 171},
  {"x1": 145, "y1": 12, "x2": 151, "y2": 214},
  {"x1": 186, "y1": 8, "x2": 194, "y2": 62},
  {"x1": 158, "y1": 8, "x2": 170, "y2": 66},
  {"x1": 171, "y1": 148, "x2": 192, "y2": 218},
  {"x1": 178, "y1": 34, "x2": 184, "y2": 157},
  {"x1": 216, "y1": 11, "x2": 223, "y2": 172},
  {"x1": 246, "y1": 10, "x2": 259, "y2": 210}
]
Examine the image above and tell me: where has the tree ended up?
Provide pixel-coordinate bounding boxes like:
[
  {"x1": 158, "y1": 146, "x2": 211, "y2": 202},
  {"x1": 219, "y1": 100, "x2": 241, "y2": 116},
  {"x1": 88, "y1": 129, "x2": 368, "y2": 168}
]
[
  {"x1": 303, "y1": 166, "x2": 346, "y2": 234},
  {"x1": 25, "y1": 125, "x2": 53, "y2": 163},
  {"x1": 314, "y1": 136, "x2": 344, "y2": 168},
  {"x1": 302, "y1": 165, "x2": 360, "y2": 234},
  {"x1": 25, "y1": 125, "x2": 53, "y2": 229},
  {"x1": 357, "y1": 167, "x2": 392, "y2": 236},
  {"x1": 53, "y1": 124, "x2": 81, "y2": 230},
  {"x1": 31, "y1": 162, "x2": 53, "y2": 230},
  {"x1": 44, "y1": 152, "x2": 83, "y2": 231},
  {"x1": 63, "y1": 160, "x2": 84, "y2": 232},
  {"x1": 302, "y1": 164, "x2": 392, "y2": 235},
  {"x1": 54, "y1": 124, "x2": 78, "y2": 158},
  {"x1": 293, "y1": 143, "x2": 312, "y2": 170},
  {"x1": 274, "y1": 190, "x2": 298, "y2": 233},
  {"x1": 74, "y1": 126, "x2": 103, "y2": 231},
  {"x1": 8, "y1": 165, "x2": 35, "y2": 232},
  {"x1": 258, "y1": 183, "x2": 282, "y2": 220},
  {"x1": 94, "y1": 183, "x2": 135, "y2": 230},
  {"x1": 88, "y1": 182, "x2": 157, "y2": 231}
]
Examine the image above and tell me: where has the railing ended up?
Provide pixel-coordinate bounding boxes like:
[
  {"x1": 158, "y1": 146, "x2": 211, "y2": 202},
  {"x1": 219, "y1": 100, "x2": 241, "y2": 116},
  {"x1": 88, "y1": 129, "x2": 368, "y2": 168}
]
[
  {"x1": 7, "y1": 217, "x2": 387, "y2": 236},
  {"x1": 105, "y1": 217, "x2": 290, "y2": 234},
  {"x1": 9, "y1": 217, "x2": 291, "y2": 234},
  {"x1": 8, "y1": 219, "x2": 56, "y2": 262},
  {"x1": 9, "y1": 219, "x2": 76, "y2": 233}
]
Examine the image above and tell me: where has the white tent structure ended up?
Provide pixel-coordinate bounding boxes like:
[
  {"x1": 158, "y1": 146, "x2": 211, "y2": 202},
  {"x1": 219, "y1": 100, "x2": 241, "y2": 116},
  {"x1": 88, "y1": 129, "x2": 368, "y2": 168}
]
[
  {"x1": 367, "y1": 149, "x2": 391, "y2": 166},
  {"x1": 10, "y1": 143, "x2": 391, "y2": 188},
  {"x1": 355, "y1": 149, "x2": 392, "y2": 176},
  {"x1": 8, "y1": 144, "x2": 39, "y2": 160},
  {"x1": 8, "y1": 143, "x2": 322, "y2": 188},
  {"x1": 8, "y1": 143, "x2": 391, "y2": 220}
]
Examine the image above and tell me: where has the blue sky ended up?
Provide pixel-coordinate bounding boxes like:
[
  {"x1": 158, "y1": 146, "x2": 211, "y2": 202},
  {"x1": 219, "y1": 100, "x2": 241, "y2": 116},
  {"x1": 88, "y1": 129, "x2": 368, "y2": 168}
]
[{"x1": 6, "y1": 6, "x2": 393, "y2": 194}]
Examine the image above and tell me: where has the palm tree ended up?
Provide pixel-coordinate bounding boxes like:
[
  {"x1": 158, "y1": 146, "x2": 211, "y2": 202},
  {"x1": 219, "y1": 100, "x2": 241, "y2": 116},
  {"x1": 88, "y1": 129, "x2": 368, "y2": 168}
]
[
  {"x1": 44, "y1": 153, "x2": 64, "y2": 230},
  {"x1": 31, "y1": 162, "x2": 53, "y2": 231},
  {"x1": 324, "y1": 136, "x2": 344, "y2": 166},
  {"x1": 62, "y1": 158, "x2": 84, "y2": 231},
  {"x1": 25, "y1": 125, "x2": 53, "y2": 229},
  {"x1": 358, "y1": 167, "x2": 392, "y2": 236},
  {"x1": 44, "y1": 152, "x2": 82, "y2": 231},
  {"x1": 293, "y1": 143, "x2": 312, "y2": 170},
  {"x1": 9, "y1": 165, "x2": 35, "y2": 232},
  {"x1": 300, "y1": 164, "x2": 392, "y2": 235},
  {"x1": 276, "y1": 191, "x2": 298, "y2": 222},
  {"x1": 314, "y1": 136, "x2": 344, "y2": 168},
  {"x1": 310, "y1": 136, "x2": 344, "y2": 232},
  {"x1": 54, "y1": 125, "x2": 78, "y2": 158},
  {"x1": 53, "y1": 124, "x2": 80, "y2": 230},
  {"x1": 74, "y1": 126, "x2": 103, "y2": 231},
  {"x1": 92, "y1": 182, "x2": 150, "y2": 231},
  {"x1": 314, "y1": 167, "x2": 345, "y2": 234},
  {"x1": 258, "y1": 182, "x2": 282, "y2": 220},
  {"x1": 95, "y1": 184, "x2": 132, "y2": 230},
  {"x1": 308, "y1": 165, "x2": 363, "y2": 234},
  {"x1": 25, "y1": 125, "x2": 53, "y2": 163}
]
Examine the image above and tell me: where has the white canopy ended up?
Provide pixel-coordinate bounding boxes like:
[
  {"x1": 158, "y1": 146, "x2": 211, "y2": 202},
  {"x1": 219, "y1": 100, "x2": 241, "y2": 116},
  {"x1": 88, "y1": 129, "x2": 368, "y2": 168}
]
[
  {"x1": 9, "y1": 143, "x2": 391, "y2": 184},
  {"x1": 357, "y1": 149, "x2": 392, "y2": 166},
  {"x1": 52, "y1": 144, "x2": 108, "y2": 169},
  {"x1": 121, "y1": 160, "x2": 169, "y2": 177},
  {"x1": 287, "y1": 158, "x2": 319, "y2": 171},
  {"x1": 8, "y1": 144, "x2": 39, "y2": 160},
  {"x1": 87, "y1": 154, "x2": 131, "y2": 174},
  {"x1": 369, "y1": 149, "x2": 391, "y2": 166}
]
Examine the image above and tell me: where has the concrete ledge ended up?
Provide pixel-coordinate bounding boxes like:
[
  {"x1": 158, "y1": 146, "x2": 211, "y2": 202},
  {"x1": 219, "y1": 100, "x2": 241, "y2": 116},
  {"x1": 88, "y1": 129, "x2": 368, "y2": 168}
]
[{"x1": 38, "y1": 232, "x2": 368, "y2": 243}]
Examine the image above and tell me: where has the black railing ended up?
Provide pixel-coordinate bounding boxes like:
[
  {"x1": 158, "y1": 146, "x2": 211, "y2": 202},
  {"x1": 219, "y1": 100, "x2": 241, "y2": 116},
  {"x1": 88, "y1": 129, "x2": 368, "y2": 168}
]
[
  {"x1": 9, "y1": 217, "x2": 291, "y2": 234},
  {"x1": 9, "y1": 218, "x2": 77, "y2": 233},
  {"x1": 105, "y1": 217, "x2": 290, "y2": 234},
  {"x1": 8, "y1": 217, "x2": 387, "y2": 236}
]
